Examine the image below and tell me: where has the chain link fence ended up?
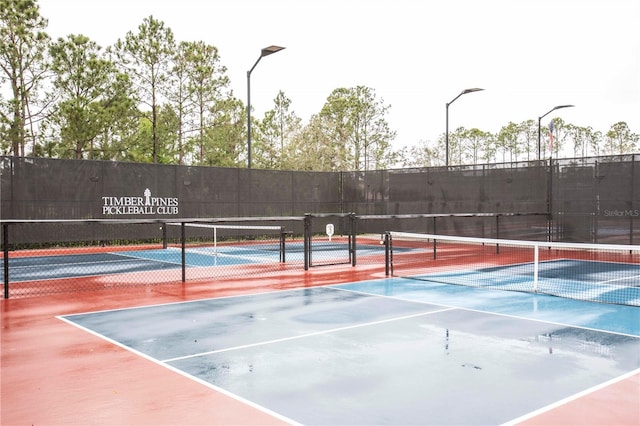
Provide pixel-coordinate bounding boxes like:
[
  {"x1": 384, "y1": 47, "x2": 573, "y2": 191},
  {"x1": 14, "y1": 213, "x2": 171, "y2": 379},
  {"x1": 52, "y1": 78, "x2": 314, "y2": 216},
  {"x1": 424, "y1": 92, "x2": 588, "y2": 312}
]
[{"x1": 2, "y1": 155, "x2": 639, "y2": 298}]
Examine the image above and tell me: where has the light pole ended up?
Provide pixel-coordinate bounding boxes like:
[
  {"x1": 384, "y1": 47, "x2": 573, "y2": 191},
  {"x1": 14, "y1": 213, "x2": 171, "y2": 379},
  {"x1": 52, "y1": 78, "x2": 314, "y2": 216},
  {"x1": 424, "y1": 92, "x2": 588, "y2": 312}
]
[
  {"x1": 537, "y1": 104, "x2": 574, "y2": 160},
  {"x1": 445, "y1": 88, "x2": 484, "y2": 167},
  {"x1": 247, "y1": 45, "x2": 285, "y2": 168}
]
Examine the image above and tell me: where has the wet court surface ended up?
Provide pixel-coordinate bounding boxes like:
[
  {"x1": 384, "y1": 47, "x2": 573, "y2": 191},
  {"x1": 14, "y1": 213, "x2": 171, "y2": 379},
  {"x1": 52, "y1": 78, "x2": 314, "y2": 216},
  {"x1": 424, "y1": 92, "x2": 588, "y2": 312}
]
[{"x1": 61, "y1": 284, "x2": 640, "y2": 425}]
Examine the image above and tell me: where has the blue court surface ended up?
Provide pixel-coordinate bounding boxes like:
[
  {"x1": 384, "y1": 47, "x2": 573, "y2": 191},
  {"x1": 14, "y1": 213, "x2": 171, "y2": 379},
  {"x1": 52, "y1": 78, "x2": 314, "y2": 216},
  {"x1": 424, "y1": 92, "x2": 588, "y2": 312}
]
[{"x1": 60, "y1": 280, "x2": 640, "y2": 425}]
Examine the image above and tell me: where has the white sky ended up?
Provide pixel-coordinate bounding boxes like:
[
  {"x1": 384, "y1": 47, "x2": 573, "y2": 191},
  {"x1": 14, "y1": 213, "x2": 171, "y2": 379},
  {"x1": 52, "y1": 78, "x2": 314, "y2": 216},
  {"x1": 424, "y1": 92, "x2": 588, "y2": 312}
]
[{"x1": 38, "y1": 0, "x2": 640, "y2": 151}]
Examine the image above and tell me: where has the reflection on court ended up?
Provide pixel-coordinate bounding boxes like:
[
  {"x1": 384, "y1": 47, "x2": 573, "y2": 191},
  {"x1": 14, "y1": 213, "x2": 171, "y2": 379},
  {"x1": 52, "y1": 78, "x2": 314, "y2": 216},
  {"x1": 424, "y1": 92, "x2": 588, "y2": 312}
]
[{"x1": 61, "y1": 285, "x2": 640, "y2": 425}]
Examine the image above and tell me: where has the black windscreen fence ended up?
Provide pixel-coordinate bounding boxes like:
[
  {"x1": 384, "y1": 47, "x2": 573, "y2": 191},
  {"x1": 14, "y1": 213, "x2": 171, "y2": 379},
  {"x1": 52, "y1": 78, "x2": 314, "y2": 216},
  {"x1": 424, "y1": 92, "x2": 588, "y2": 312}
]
[{"x1": 2, "y1": 155, "x2": 639, "y2": 245}]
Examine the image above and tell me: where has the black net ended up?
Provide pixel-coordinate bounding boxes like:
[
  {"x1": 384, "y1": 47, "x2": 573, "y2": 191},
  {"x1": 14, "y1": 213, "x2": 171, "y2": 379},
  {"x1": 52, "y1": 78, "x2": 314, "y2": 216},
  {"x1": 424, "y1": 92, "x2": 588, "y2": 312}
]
[{"x1": 386, "y1": 231, "x2": 640, "y2": 307}]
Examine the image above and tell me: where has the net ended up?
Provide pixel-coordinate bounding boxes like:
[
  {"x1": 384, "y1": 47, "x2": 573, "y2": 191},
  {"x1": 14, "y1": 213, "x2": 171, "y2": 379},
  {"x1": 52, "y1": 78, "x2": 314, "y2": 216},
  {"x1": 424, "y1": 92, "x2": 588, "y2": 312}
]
[
  {"x1": 165, "y1": 222, "x2": 287, "y2": 264},
  {"x1": 387, "y1": 231, "x2": 640, "y2": 306}
]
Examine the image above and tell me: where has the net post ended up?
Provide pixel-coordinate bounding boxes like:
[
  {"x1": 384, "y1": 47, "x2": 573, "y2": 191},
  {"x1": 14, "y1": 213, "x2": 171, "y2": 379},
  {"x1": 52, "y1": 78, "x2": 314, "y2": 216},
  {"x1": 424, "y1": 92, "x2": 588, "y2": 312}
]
[
  {"x1": 384, "y1": 232, "x2": 391, "y2": 276},
  {"x1": 433, "y1": 238, "x2": 437, "y2": 260},
  {"x1": 279, "y1": 226, "x2": 285, "y2": 263},
  {"x1": 161, "y1": 223, "x2": 167, "y2": 249},
  {"x1": 350, "y1": 213, "x2": 356, "y2": 267},
  {"x1": 181, "y1": 222, "x2": 186, "y2": 283},
  {"x1": 213, "y1": 226, "x2": 217, "y2": 256},
  {"x1": 495, "y1": 214, "x2": 500, "y2": 254},
  {"x1": 303, "y1": 214, "x2": 311, "y2": 270},
  {"x1": 3, "y1": 223, "x2": 9, "y2": 299},
  {"x1": 533, "y1": 242, "x2": 539, "y2": 293}
]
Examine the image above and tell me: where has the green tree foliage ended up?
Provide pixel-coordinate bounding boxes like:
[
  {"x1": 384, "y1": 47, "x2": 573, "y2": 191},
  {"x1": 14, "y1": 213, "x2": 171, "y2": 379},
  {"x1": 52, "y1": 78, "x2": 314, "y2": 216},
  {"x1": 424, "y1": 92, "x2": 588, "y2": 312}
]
[
  {"x1": 2, "y1": 2, "x2": 639, "y2": 170},
  {"x1": 411, "y1": 116, "x2": 639, "y2": 168},
  {"x1": 117, "y1": 107, "x2": 180, "y2": 163},
  {"x1": 520, "y1": 119, "x2": 538, "y2": 161},
  {"x1": 253, "y1": 109, "x2": 280, "y2": 169},
  {"x1": 253, "y1": 91, "x2": 301, "y2": 169},
  {"x1": 167, "y1": 41, "x2": 193, "y2": 165},
  {"x1": 123, "y1": 113, "x2": 152, "y2": 162},
  {"x1": 463, "y1": 128, "x2": 492, "y2": 165},
  {"x1": 197, "y1": 97, "x2": 246, "y2": 167},
  {"x1": 566, "y1": 123, "x2": 590, "y2": 158},
  {"x1": 109, "y1": 15, "x2": 175, "y2": 163},
  {"x1": 0, "y1": 0, "x2": 49, "y2": 156},
  {"x1": 155, "y1": 104, "x2": 180, "y2": 163},
  {"x1": 400, "y1": 139, "x2": 440, "y2": 168},
  {"x1": 284, "y1": 114, "x2": 336, "y2": 171},
  {"x1": 546, "y1": 117, "x2": 562, "y2": 159},
  {"x1": 587, "y1": 128, "x2": 604, "y2": 157},
  {"x1": 447, "y1": 126, "x2": 465, "y2": 166},
  {"x1": 319, "y1": 86, "x2": 396, "y2": 171},
  {"x1": 496, "y1": 122, "x2": 521, "y2": 163},
  {"x1": 605, "y1": 122, "x2": 638, "y2": 155},
  {"x1": 47, "y1": 34, "x2": 134, "y2": 159},
  {"x1": 180, "y1": 41, "x2": 231, "y2": 165}
]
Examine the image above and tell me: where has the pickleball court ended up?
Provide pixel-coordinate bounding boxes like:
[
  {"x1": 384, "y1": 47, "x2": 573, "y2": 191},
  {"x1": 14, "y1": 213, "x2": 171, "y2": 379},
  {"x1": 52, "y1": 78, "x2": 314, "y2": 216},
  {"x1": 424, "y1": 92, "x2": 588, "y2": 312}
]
[{"x1": 2, "y1": 235, "x2": 638, "y2": 425}]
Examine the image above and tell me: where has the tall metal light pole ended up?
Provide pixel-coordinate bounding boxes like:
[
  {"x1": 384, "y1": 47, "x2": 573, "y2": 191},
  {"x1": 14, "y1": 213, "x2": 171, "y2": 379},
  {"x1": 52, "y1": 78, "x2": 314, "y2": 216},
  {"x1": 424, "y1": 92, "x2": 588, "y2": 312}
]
[
  {"x1": 445, "y1": 88, "x2": 484, "y2": 167},
  {"x1": 537, "y1": 104, "x2": 574, "y2": 160},
  {"x1": 247, "y1": 45, "x2": 285, "y2": 168}
]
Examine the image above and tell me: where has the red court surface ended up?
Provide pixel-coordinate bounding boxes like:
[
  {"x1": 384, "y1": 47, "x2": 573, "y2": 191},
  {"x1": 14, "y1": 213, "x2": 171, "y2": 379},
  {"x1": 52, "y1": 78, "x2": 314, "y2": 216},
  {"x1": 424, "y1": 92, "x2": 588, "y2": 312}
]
[{"x1": 1, "y1": 263, "x2": 639, "y2": 425}]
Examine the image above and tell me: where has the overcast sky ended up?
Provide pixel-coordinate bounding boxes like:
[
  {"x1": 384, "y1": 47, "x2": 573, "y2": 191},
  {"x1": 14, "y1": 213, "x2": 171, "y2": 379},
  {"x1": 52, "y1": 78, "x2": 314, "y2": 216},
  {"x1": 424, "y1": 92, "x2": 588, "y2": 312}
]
[{"x1": 38, "y1": 0, "x2": 639, "y2": 152}]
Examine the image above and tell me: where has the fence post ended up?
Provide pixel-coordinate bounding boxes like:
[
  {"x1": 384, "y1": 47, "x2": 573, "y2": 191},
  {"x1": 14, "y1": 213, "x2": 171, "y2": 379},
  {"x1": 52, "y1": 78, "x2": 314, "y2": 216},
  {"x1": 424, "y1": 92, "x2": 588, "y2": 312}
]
[
  {"x1": 631, "y1": 155, "x2": 636, "y2": 245},
  {"x1": 181, "y1": 222, "x2": 186, "y2": 282},
  {"x1": 162, "y1": 223, "x2": 167, "y2": 249},
  {"x1": 350, "y1": 213, "x2": 357, "y2": 267},
  {"x1": 496, "y1": 214, "x2": 500, "y2": 254},
  {"x1": 547, "y1": 158, "x2": 554, "y2": 242},
  {"x1": 3, "y1": 223, "x2": 8, "y2": 299},
  {"x1": 384, "y1": 232, "x2": 391, "y2": 276},
  {"x1": 279, "y1": 226, "x2": 286, "y2": 263},
  {"x1": 433, "y1": 238, "x2": 437, "y2": 260}
]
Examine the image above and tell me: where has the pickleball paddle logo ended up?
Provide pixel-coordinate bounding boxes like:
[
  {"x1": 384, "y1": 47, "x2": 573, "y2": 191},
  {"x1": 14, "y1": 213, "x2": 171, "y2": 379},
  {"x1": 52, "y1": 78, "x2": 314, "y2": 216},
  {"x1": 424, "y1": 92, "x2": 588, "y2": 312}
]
[{"x1": 102, "y1": 188, "x2": 179, "y2": 215}]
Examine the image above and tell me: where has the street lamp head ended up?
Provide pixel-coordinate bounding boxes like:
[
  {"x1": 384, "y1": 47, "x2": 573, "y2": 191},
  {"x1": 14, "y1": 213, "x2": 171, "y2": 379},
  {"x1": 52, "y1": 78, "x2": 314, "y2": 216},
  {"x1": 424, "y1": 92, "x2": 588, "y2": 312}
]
[
  {"x1": 447, "y1": 87, "x2": 485, "y2": 107},
  {"x1": 553, "y1": 104, "x2": 575, "y2": 111},
  {"x1": 539, "y1": 104, "x2": 575, "y2": 120},
  {"x1": 261, "y1": 45, "x2": 285, "y2": 57},
  {"x1": 462, "y1": 88, "x2": 484, "y2": 95}
]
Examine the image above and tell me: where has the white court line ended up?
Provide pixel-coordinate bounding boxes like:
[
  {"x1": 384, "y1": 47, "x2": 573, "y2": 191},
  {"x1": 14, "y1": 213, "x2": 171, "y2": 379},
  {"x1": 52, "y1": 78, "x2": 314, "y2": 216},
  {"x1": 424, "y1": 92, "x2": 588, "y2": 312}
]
[
  {"x1": 597, "y1": 273, "x2": 640, "y2": 285},
  {"x1": 7, "y1": 256, "x2": 155, "y2": 270},
  {"x1": 161, "y1": 307, "x2": 455, "y2": 363},
  {"x1": 500, "y1": 368, "x2": 640, "y2": 426},
  {"x1": 57, "y1": 315, "x2": 302, "y2": 426},
  {"x1": 335, "y1": 282, "x2": 640, "y2": 337}
]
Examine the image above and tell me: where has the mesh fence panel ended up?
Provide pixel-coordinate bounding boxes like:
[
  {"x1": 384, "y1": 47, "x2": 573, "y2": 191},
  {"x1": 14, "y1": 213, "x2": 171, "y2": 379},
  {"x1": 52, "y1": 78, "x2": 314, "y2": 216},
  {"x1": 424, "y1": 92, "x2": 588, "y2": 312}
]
[
  {"x1": 1, "y1": 219, "x2": 304, "y2": 298},
  {"x1": 384, "y1": 165, "x2": 548, "y2": 215},
  {"x1": 341, "y1": 170, "x2": 388, "y2": 215},
  {"x1": 553, "y1": 156, "x2": 640, "y2": 244},
  {"x1": 177, "y1": 166, "x2": 239, "y2": 216},
  {"x1": 2, "y1": 155, "x2": 639, "y2": 244},
  {"x1": 292, "y1": 171, "x2": 343, "y2": 213}
]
